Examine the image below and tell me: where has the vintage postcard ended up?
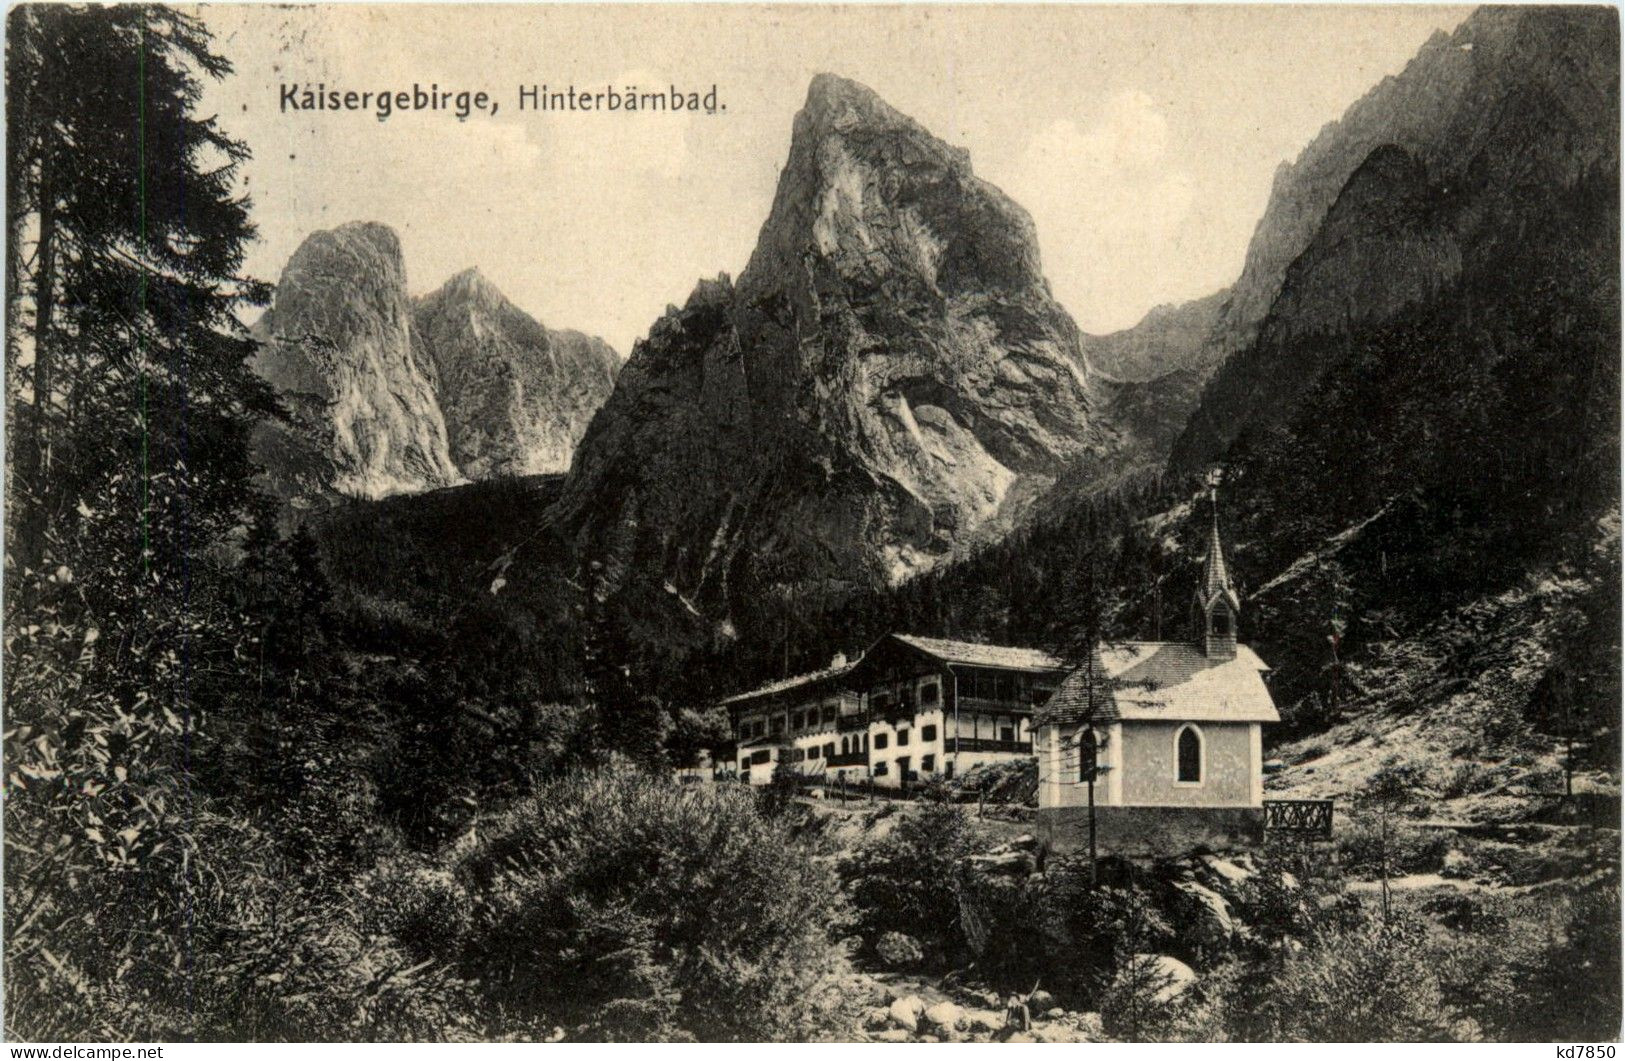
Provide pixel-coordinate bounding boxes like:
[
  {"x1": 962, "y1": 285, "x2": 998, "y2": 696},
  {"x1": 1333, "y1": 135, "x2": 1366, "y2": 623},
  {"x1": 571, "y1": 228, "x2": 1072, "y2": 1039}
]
[{"x1": 4, "y1": 2, "x2": 1619, "y2": 1046}]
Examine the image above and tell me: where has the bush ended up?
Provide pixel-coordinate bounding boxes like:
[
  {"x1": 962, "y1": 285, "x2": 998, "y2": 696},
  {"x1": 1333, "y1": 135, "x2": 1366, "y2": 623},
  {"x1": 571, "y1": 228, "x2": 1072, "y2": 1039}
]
[
  {"x1": 953, "y1": 856, "x2": 1179, "y2": 1007},
  {"x1": 1097, "y1": 952, "x2": 1199, "y2": 1041},
  {"x1": 874, "y1": 932, "x2": 925, "y2": 969},
  {"x1": 1235, "y1": 912, "x2": 1465, "y2": 1041},
  {"x1": 1046, "y1": 870, "x2": 1178, "y2": 1005},
  {"x1": 839, "y1": 801, "x2": 974, "y2": 967},
  {"x1": 1436, "y1": 881, "x2": 1623, "y2": 1041},
  {"x1": 1336, "y1": 818, "x2": 1453, "y2": 877},
  {"x1": 451, "y1": 761, "x2": 843, "y2": 1041}
]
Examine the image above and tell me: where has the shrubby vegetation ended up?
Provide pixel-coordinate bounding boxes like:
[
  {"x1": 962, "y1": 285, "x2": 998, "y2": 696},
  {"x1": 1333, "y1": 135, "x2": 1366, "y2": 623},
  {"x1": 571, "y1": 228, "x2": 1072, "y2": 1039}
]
[
  {"x1": 442, "y1": 763, "x2": 844, "y2": 1041},
  {"x1": 839, "y1": 800, "x2": 973, "y2": 967}
]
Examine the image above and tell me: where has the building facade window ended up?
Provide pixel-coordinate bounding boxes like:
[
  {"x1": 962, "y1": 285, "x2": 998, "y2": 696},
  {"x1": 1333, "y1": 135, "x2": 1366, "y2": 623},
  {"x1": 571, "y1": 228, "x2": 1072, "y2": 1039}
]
[
  {"x1": 874, "y1": 761, "x2": 889, "y2": 776},
  {"x1": 807, "y1": 745, "x2": 820, "y2": 760},
  {"x1": 875, "y1": 732, "x2": 889, "y2": 750},
  {"x1": 922, "y1": 754, "x2": 935, "y2": 773},
  {"x1": 921, "y1": 724, "x2": 937, "y2": 742},
  {"x1": 897, "y1": 729, "x2": 910, "y2": 746},
  {"x1": 1176, "y1": 724, "x2": 1203, "y2": 784},
  {"x1": 921, "y1": 682, "x2": 939, "y2": 705}
]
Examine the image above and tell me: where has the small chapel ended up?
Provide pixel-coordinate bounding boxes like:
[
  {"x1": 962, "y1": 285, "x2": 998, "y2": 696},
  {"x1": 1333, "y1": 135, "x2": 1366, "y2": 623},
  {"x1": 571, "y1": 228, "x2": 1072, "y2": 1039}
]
[{"x1": 1034, "y1": 488, "x2": 1280, "y2": 858}]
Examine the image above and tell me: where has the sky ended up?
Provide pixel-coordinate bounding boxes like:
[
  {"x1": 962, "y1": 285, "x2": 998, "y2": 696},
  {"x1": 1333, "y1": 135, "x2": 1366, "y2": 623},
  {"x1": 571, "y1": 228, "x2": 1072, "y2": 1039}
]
[{"x1": 197, "y1": 4, "x2": 1473, "y2": 355}]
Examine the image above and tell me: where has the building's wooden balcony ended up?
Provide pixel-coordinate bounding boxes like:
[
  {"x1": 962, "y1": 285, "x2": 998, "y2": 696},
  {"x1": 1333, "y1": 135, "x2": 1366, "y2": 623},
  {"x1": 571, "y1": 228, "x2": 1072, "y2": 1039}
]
[
  {"x1": 945, "y1": 737, "x2": 1032, "y2": 754},
  {"x1": 836, "y1": 714, "x2": 870, "y2": 732},
  {"x1": 953, "y1": 696, "x2": 1037, "y2": 716},
  {"x1": 825, "y1": 751, "x2": 868, "y2": 768}
]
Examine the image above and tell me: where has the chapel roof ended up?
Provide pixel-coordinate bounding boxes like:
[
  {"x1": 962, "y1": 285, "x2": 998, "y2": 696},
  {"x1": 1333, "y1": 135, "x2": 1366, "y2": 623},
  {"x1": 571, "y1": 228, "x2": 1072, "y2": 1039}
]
[{"x1": 1039, "y1": 641, "x2": 1279, "y2": 726}]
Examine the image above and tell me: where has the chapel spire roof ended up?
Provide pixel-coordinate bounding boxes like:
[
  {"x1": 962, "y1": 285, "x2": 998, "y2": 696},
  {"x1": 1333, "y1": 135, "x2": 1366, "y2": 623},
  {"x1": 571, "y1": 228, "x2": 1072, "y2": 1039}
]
[
  {"x1": 1201, "y1": 488, "x2": 1231, "y2": 598},
  {"x1": 1196, "y1": 480, "x2": 1240, "y2": 613}
]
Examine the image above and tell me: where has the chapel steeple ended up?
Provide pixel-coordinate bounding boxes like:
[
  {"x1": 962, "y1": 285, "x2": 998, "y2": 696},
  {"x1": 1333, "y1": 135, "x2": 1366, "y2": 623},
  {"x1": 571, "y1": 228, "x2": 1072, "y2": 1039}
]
[{"x1": 1193, "y1": 476, "x2": 1239, "y2": 660}]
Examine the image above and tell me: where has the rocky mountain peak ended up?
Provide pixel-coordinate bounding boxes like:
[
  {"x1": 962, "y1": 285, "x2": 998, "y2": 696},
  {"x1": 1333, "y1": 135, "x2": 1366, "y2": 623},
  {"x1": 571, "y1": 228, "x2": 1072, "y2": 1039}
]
[
  {"x1": 413, "y1": 268, "x2": 619, "y2": 479},
  {"x1": 743, "y1": 72, "x2": 1034, "y2": 304},
  {"x1": 555, "y1": 74, "x2": 1106, "y2": 603},
  {"x1": 793, "y1": 73, "x2": 962, "y2": 157},
  {"x1": 432, "y1": 266, "x2": 508, "y2": 310},
  {"x1": 251, "y1": 221, "x2": 462, "y2": 505}
]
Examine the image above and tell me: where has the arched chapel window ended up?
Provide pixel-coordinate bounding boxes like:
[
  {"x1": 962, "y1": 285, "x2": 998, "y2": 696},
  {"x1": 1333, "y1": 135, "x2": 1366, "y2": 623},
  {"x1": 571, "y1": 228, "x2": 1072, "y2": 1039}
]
[{"x1": 1176, "y1": 725, "x2": 1202, "y2": 784}]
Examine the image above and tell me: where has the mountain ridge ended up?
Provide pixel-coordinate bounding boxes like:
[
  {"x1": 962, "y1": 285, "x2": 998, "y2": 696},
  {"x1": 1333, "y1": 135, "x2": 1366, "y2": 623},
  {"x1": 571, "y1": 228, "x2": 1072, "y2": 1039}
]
[
  {"x1": 250, "y1": 224, "x2": 619, "y2": 504},
  {"x1": 553, "y1": 73, "x2": 1112, "y2": 607}
]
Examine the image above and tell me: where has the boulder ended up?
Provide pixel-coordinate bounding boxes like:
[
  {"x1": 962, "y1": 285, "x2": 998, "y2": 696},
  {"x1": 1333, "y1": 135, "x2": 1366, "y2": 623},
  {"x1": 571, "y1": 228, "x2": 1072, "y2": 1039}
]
[
  {"x1": 1029, "y1": 989, "x2": 1057, "y2": 1011},
  {"x1": 1200, "y1": 854, "x2": 1255, "y2": 886},
  {"x1": 967, "y1": 849, "x2": 1038, "y2": 877},
  {"x1": 1043, "y1": 1007, "x2": 1066, "y2": 1019},
  {"x1": 863, "y1": 1007, "x2": 893, "y2": 1031},
  {"x1": 964, "y1": 1009, "x2": 1005, "y2": 1033},
  {"x1": 888, "y1": 995, "x2": 926, "y2": 1032},
  {"x1": 1032, "y1": 1022, "x2": 1094, "y2": 1044},
  {"x1": 1134, "y1": 954, "x2": 1198, "y2": 1003},
  {"x1": 1174, "y1": 879, "x2": 1237, "y2": 951},
  {"x1": 871, "y1": 1028, "x2": 913, "y2": 1043},
  {"x1": 923, "y1": 1001, "x2": 966, "y2": 1032}
]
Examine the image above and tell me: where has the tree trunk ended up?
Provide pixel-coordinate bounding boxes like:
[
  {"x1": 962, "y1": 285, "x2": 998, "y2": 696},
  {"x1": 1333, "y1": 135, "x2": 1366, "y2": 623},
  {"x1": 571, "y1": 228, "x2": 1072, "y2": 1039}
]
[{"x1": 16, "y1": 154, "x2": 56, "y2": 570}]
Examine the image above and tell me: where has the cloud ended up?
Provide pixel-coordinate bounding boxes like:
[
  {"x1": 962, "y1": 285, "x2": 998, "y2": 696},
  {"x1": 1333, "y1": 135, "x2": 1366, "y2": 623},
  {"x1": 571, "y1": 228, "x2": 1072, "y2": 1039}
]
[{"x1": 995, "y1": 90, "x2": 1202, "y2": 332}]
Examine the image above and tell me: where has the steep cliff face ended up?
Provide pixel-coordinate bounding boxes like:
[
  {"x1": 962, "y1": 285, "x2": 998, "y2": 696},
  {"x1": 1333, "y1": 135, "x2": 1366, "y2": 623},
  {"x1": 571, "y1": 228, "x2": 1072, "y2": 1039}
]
[
  {"x1": 555, "y1": 74, "x2": 1106, "y2": 601},
  {"x1": 414, "y1": 269, "x2": 619, "y2": 479},
  {"x1": 1087, "y1": 6, "x2": 1614, "y2": 457},
  {"x1": 1080, "y1": 291, "x2": 1225, "y2": 384},
  {"x1": 1172, "y1": 4, "x2": 1620, "y2": 471},
  {"x1": 252, "y1": 222, "x2": 462, "y2": 505}
]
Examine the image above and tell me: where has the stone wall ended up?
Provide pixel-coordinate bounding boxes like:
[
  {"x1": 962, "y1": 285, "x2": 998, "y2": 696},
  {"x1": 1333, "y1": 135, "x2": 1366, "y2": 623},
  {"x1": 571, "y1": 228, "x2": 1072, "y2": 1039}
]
[{"x1": 1037, "y1": 805, "x2": 1265, "y2": 858}]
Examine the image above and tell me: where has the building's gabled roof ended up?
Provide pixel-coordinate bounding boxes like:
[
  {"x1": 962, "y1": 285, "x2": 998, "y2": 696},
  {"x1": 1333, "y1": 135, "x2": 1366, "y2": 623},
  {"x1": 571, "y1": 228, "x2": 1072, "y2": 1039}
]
[
  {"x1": 1039, "y1": 641, "x2": 1279, "y2": 725},
  {"x1": 718, "y1": 656, "x2": 859, "y2": 707},
  {"x1": 890, "y1": 634, "x2": 1064, "y2": 672}
]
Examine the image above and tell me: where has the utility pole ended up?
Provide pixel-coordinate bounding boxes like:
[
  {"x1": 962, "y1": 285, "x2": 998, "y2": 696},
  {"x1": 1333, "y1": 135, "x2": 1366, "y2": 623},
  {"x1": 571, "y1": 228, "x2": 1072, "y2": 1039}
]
[{"x1": 1081, "y1": 728, "x2": 1099, "y2": 886}]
